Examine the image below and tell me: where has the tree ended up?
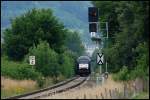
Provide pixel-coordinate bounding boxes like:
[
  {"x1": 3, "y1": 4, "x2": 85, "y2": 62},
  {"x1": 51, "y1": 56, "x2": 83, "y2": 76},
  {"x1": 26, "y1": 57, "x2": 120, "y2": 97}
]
[
  {"x1": 65, "y1": 30, "x2": 85, "y2": 57},
  {"x1": 1, "y1": 43, "x2": 5, "y2": 57},
  {"x1": 93, "y1": 1, "x2": 149, "y2": 75},
  {"x1": 4, "y1": 8, "x2": 67, "y2": 61},
  {"x1": 26, "y1": 41, "x2": 60, "y2": 78},
  {"x1": 59, "y1": 51, "x2": 75, "y2": 78},
  {"x1": 130, "y1": 42, "x2": 149, "y2": 79},
  {"x1": 92, "y1": 1, "x2": 120, "y2": 41}
]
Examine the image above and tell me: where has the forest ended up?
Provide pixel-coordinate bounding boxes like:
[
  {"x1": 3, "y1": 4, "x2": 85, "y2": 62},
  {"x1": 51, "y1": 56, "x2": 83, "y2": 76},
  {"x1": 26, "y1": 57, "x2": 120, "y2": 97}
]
[{"x1": 92, "y1": 1, "x2": 149, "y2": 81}]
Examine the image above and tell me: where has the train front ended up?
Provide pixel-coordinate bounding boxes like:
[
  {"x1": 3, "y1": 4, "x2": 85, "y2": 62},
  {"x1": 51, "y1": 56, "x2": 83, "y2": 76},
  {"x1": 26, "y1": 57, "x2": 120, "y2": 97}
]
[{"x1": 76, "y1": 56, "x2": 91, "y2": 76}]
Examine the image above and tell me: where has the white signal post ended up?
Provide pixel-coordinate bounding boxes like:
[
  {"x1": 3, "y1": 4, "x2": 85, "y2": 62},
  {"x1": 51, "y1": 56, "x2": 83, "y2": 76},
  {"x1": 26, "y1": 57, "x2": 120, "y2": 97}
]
[
  {"x1": 89, "y1": 7, "x2": 109, "y2": 85},
  {"x1": 98, "y1": 21, "x2": 109, "y2": 74},
  {"x1": 95, "y1": 21, "x2": 109, "y2": 85}
]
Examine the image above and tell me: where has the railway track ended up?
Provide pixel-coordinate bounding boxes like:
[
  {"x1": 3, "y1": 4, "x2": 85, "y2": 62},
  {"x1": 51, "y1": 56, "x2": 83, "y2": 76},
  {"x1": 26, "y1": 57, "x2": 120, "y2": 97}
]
[{"x1": 5, "y1": 76, "x2": 88, "y2": 99}]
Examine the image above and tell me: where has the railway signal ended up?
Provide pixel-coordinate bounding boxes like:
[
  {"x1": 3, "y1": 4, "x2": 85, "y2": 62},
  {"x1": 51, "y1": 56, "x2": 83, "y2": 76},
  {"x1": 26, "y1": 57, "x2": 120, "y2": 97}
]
[
  {"x1": 88, "y1": 7, "x2": 99, "y2": 39},
  {"x1": 89, "y1": 23, "x2": 97, "y2": 32},
  {"x1": 88, "y1": 7, "x2": 109, "y2": 85},
  {"x1": 88, "y1": 7, "x2": 99, "y2": 22}
]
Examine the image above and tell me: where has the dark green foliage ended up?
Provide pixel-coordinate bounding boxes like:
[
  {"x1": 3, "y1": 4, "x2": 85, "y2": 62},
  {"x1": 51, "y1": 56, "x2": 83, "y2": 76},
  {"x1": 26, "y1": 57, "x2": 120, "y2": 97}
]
[
  {"x1": 4, "y1": 8, "x2": 67, "y2": 61},
  {"x1": 92, "y1": 1, "x2": 120, "y2": 38},
  {"x1": 130, "y1": 42, "x2": 149, "y2": 80},
  {"x1": 65, "y1": 30, "x2": 85, "y2": 57},
  {"x1": 1, "y1": 56, "x2": 42, "y2": 80},
  {"x1": 2, "y1": 7, "x2": 85, "y2": 82},
  {"x1": 26, "y1": 41, "x2": 59, "y2": 77},
  {"x1": 91, "y1": 49, "x2": 99, "y2": 72},
  {"x1": 59, "y1": 51, "x2": 75, "y2": 78},
  {"x1": 113, "y1": 42, "x2": 149, "y2": 81},
  {"x1": 1, "y1": 43, "x2": 5, "y2": 56},
  {"x1": 93, "y1": 1, "x2": 149, "y2": 80},
  {"x1": 113, "y1": 66, "x2": 129, "y2": 81},
  {"x1": 26, "y1": 40, "x2": 76, "y2": 80}
]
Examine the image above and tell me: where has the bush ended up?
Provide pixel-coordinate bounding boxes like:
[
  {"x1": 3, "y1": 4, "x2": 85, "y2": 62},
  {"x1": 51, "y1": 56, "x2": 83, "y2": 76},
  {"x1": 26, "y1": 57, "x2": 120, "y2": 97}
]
[
  {"x1": 113, "y1": 66, "x2": 129, "y2": 81},
  {"x1": 91, "y1": 49, "x2": 100, "y2": 72},
  {"x1": 36, "y1": 77, "x2": 45, "y2": 88},
  {"x1": 65, "y1": 31, "x2": 85, "y2": 56},
  {"x1": 59, "y1": 51, "x2": 75, "y2": 78},
  {"x1": 1, "y1": 56, "x2": 42, "y2": 80},
  {"x1": 128, "y1": 42, "x2": 149, "y2": 80},
  {"x1": 25, "y1": 41, "x2": 60, "y2": 77}
]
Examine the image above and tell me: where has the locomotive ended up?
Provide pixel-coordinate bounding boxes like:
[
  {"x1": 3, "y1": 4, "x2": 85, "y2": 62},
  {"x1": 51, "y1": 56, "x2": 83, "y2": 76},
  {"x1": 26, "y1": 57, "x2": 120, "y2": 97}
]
[{"x1": 75, "y1": 56, "x2": 91, "y2": 76}]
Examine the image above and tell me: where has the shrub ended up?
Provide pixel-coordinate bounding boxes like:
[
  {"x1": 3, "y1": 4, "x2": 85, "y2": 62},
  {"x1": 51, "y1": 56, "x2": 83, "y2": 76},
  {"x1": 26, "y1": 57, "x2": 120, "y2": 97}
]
[
  {"x1": 25, "y1": 41, "x2": 60, "y2": 77},
  {"x1": 113, "y1": 66, "x2": 129, "y2": 81},
  {"x1": 1, "y1": 56, "x2": 42, "y2": 80},
  {"x1": 59, "y1": 51, "x2": 75, "y2": 78},
  {"x1": 36, "y1": 77, "x2": 44, "y2": 88}
]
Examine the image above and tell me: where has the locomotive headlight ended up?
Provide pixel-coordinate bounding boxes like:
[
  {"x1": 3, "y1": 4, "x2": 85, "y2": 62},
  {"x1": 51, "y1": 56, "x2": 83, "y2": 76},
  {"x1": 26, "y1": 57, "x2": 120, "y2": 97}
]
[{"x1": 79, "y1": 64, "x2": 89, "y2": 69}]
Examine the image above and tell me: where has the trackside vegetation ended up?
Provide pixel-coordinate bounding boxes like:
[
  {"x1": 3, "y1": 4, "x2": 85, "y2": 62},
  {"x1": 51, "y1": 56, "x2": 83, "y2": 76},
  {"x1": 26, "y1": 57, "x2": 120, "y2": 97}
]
[
  {"x1": 2, "y1": 8, "x2": 85, "y2": 90},
  {"x1": 92, "y1": 1, "x2": 149, "y2": 81},
  {"x1": 92, "y1": 1, "x2": 149, "y2": 98}
]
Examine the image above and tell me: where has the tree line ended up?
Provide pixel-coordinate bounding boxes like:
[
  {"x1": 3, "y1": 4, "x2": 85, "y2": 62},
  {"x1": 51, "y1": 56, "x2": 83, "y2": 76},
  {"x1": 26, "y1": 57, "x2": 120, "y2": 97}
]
[
  {"x1": 92, "y1": 1, "x2": 149, "y2": 81},
  {"x1": 2, "y1": 8, "x2": 85, "y2": 86}
]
